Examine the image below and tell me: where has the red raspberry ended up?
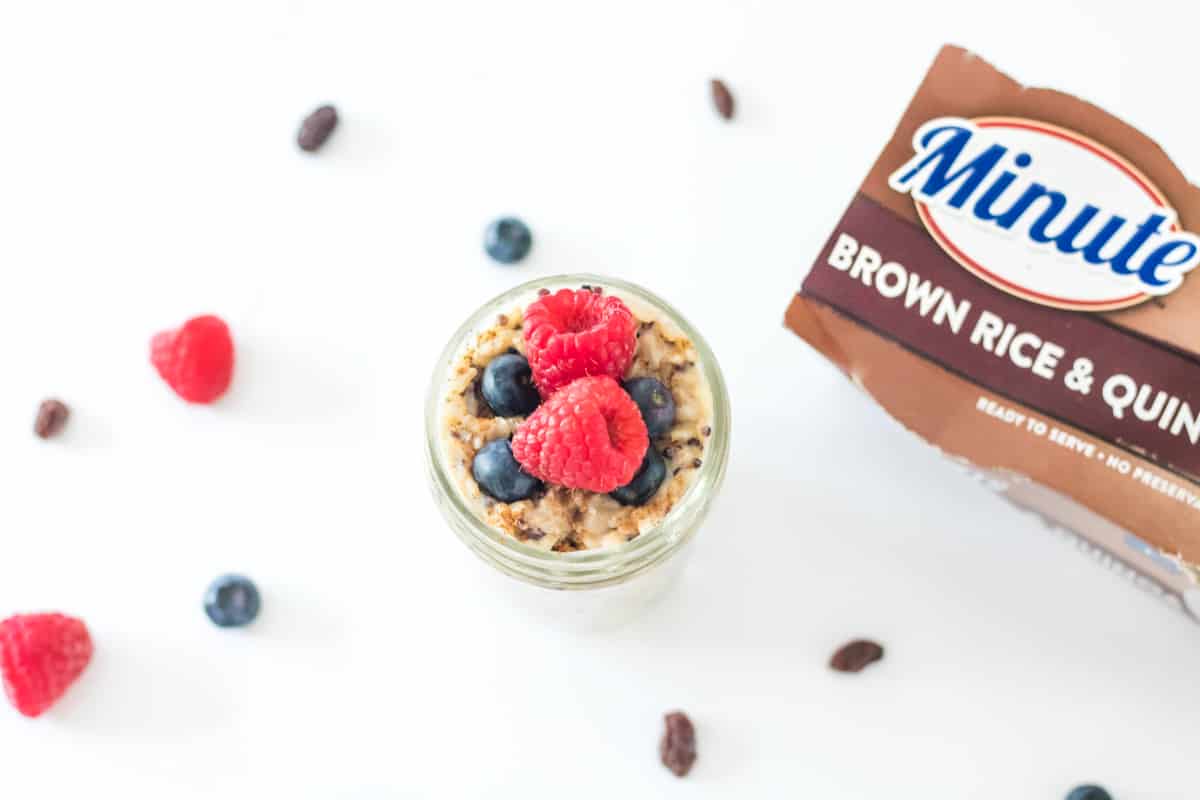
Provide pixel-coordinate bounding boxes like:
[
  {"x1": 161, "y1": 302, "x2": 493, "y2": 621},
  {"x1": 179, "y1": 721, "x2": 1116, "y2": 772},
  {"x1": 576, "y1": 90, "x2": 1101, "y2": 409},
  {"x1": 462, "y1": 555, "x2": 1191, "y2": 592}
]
[
  {"x1": 0, "y1": 613, "x2": 93, "y2": 718},
  {"x1": 512, "y1": 376, "x2": 648, "y2": 492},
  {"x1": 523, "y1": 289, "x2": 637, "y2": 397},
  {"x1": 150, "y1": 315, "x2": 235, "y2": 403}
]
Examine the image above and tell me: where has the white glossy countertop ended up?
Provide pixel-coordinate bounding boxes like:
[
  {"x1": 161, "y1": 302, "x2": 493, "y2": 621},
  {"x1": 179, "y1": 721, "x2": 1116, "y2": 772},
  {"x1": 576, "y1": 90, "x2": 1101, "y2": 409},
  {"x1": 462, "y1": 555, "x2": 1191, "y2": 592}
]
[{"x1": 1, "y1": 1, "x2": 1197, "y2": 797}]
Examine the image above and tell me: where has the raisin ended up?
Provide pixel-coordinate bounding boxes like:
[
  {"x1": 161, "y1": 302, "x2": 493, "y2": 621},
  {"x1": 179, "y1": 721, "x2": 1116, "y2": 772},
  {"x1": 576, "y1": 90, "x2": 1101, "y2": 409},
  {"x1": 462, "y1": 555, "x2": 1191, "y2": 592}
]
[
  {"x1": 710, "y1": 79, "x2": 735, "y2": 120},
  {"x1": 660, "y1": 711, "x2": 697, "y2": 777},
  {"x1": 830, "y1": 639, "x2": 885, "y2": 673},
  {"x1": 34, "y1": 399, "x2": 69, "y2": 439},
  {"x1": 551, "y1": 533, "x2": 582, "y2": 552},
  {"x1": 297, "y1": 105, "x2": 338, "y2": 152}
]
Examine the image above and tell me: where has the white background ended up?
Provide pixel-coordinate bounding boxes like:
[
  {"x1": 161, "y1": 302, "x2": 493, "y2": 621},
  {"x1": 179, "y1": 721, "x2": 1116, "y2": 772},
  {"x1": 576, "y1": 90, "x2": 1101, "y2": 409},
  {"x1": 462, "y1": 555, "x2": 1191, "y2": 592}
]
[{"x1": 1, "y1": 1, "x2": 1197, "y2": 797}]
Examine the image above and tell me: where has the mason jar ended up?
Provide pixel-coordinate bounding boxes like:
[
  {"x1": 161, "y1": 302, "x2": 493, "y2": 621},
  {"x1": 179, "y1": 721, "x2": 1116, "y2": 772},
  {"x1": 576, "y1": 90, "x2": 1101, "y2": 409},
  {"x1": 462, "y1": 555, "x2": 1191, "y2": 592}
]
[{"x1": 424, "y1": 274, "x2": 731, "y2": 629}]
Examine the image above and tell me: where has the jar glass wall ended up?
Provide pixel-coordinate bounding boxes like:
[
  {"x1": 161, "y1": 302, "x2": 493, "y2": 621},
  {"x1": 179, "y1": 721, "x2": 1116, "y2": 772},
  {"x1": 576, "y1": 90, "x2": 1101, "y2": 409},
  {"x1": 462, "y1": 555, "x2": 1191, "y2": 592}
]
[{"x1": 425, "y1": 274, "x2": 730, "y2": 608}]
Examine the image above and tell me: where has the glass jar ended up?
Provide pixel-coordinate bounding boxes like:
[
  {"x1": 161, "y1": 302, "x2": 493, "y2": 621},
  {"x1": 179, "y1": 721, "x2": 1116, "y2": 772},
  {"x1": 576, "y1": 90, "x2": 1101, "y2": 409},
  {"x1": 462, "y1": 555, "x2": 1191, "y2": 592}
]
[{"x1": 424, "y1": 274, "x2": 731, "y2": 628}]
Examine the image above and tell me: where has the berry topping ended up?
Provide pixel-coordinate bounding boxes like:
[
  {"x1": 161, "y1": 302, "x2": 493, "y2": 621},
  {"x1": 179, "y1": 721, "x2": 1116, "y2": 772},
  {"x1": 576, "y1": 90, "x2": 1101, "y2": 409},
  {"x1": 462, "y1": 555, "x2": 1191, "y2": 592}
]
[
  {"x1": 0, "y1": 613, "x2": 93, "y2": 718},
  {"x1": 610, "y1": 447, "x2": 667, "y2": 506},
  {"x1": 150, "y1": 315, "x2": 235, "y2": 404},
  {"x1": 512, "y1": 376, "x2": 648, "y2": 493},
  {"x1": 33, "y1": 398, "x2": 70, "y2": 439},
  {"x1": 472, "y1": 439, "x2": 543, "y2": 502},
  {"x1": 523, "y1": 289, "x2": 637, "y2": 397},
  {"x1": 623, "y1": 377, "x2": 676, "y2": 438},
  {"x1": 1066, "y1": 787, "x2": 1112, "y2": 800},
  {"x1": 204, "y1": 575, "x2": 261, "y2": 628},
  {"x1": 480, "y1": 354, "x2": 540, "y2": 417},
  {"x1": 484, "y1": 217, "x2": 533, "y2": 264}
]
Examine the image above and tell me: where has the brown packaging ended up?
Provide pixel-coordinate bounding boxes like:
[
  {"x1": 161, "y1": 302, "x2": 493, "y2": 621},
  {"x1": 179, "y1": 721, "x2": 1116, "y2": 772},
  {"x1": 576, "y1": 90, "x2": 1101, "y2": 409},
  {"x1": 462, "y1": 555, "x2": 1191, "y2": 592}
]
[{"x1": 786, "y1": 45, "x2": 1200, "y2": 617}]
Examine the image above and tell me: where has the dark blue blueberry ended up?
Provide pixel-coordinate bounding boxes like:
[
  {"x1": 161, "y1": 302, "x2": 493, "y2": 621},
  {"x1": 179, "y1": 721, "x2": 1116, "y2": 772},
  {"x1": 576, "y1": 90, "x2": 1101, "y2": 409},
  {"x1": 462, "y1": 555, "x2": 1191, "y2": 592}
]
[
  {"x1": 481, "y1": 353, "x2": 540, "y2": 417},
  {"x1": 624, "y1": 377, "x2": 676, "y2": 438},
  {"x1": 472, "y1": 439, "x2": 542, "y2": 502},
  {"x1": 610, "y1": 447, "x2": 666, "y2": 506},
  {"x1": 204, "y1": 574, "x2": 261, "y2": 628},
  {"x1": 484, "y1": 217, "x2": 533, "y2": 264},
  {"x1": 1066, "y1": 787, "x2": 1112, "y2": 800}
]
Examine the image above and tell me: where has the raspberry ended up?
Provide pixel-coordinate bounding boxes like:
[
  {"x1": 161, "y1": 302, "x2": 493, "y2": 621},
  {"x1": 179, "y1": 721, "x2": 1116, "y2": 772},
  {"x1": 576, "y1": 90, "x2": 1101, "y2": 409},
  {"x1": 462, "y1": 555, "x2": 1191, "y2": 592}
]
[
  {"x1": 150, "y1": 315, "x2": 235, "y2": 403},
  {"x1": 0, "y1": 613, "x2": 93, "y2": 718},
  {"x1": 523, "y1": 289, "x2": 637, "y2": 397},
  {"x1": 511, "y1": 376, "x2": 648, "y2": 492}
]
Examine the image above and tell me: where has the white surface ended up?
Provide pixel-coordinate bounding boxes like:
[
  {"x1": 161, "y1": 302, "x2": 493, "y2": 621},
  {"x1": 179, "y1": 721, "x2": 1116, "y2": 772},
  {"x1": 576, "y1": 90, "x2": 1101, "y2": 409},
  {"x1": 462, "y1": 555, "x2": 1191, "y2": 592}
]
[{"x1": 1, "y1": 2, "x2": 1197, "y2": 797}]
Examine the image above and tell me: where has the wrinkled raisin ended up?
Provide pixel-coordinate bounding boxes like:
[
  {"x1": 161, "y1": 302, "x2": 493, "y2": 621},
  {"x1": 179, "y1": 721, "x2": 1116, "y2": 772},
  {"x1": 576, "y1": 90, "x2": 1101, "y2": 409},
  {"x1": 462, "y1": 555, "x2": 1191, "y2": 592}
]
[
  {"x1": 34, "y1": 399, "x2": 69, "y2": 439},
  {"x1": 830, "y1": 639, "x2": 884, "y2": 673},
  {"x1": 297, "y1": 104, "x2": 338, "y2": 152},
  {"x1": 660, "y1": 711, "x2": 696, "y2": 777},
  {"x1": 710, "y1": 79, "x2": 735, "y2": 120}
]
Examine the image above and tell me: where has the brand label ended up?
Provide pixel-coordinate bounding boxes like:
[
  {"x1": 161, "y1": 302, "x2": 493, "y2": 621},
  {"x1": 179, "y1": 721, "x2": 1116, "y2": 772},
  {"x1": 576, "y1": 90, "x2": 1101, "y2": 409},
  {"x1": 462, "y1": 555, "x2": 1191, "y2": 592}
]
[{"x1": 888, "y1": 117, "x2": 1200, "y2": 310}]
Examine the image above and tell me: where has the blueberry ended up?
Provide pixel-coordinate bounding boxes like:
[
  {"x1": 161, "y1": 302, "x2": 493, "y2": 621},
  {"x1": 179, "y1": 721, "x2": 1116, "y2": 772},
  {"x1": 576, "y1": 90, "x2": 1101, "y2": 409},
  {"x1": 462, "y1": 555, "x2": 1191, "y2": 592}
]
[
  {"x1": 484, "y1": 217, "x2": 533, "y2": 264},
  {"x1": 481, "y1": 353, "x2": 539, "y2": 417},
  {"x1": 472, "y1": 439, "x2": 542, "y2": 502},
  {"x1": 610, "y1": 447, "x2": 667, "y2": 506},
  {"x1": 624, "y1": 377, "x2": 676, "y2": 438},
  {"x1": 1066, "y1": 787, "x2": 1112, "y2": 800},
  {"x1": 204, "y1": 574, "x2": 261, "y2": 628}
]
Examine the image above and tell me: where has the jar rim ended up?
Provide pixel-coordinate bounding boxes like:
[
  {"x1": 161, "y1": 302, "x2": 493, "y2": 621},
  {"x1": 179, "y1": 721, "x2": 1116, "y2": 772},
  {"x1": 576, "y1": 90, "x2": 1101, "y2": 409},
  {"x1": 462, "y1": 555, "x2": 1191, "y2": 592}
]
[{"x1": 424, "y1": 273, "x2": 731, "y2": 589}]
